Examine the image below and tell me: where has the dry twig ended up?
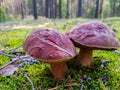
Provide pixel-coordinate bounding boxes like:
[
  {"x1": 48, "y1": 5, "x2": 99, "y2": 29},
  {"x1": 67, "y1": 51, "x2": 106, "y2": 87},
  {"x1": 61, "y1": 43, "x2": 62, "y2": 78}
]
[
  {"x1": 48, "y1": 83, "x2": 80, "y2": 90},
  {"x1": 21, "y1": 71, "x2": 35, "y2": 90}
]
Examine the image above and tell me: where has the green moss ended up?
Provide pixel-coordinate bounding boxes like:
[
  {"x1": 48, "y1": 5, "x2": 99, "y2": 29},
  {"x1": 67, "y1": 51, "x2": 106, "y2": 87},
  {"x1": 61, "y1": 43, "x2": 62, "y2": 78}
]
[{"x1": 0, "y1": 17, "x2": 120, "y2": 89}]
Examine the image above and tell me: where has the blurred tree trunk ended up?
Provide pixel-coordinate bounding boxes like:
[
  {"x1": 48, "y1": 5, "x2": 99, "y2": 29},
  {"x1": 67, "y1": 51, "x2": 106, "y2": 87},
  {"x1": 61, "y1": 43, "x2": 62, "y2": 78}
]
[
  {"x1": 72, "y1": 0, "x2": 77, "y2": 18},
  {"x1": 37, "y1": 0, "x2": 42, "y2": 16},
  {"x1": 59, "y1": 0, "x2": 62, "y2": 18},
  {"x1": 46, "y1": 0, "x2": 57, "y2": 19},
  {"x1": 66, "y1": 0, "x2": 69, "y2": 18},
  {"x1": 118, "y1": 0, "x2": 120, "y2": 16},
  {"x1": 45, "y1": 0, "x2": 49, "y2": 18},
  {"x1": 54, "y1": 0, "x2": 57, "y2": 18},
  {"x1": 99, "y1": 0, "x2": 104, "y2": 18},
  {"x1": 46, "y1": 0, "x2": 55, "y2": 18},
  {"x1": 110, "y1": 0, "x2": 113, "y2": 16},
  {"x1": 42, "y1": 0, "x2": 45, "y2": 16},
  {"x1": 52, "y1": 0, "x2": 57, "y2": 18},
  {"x1": 94, "y1": 0, "x2": 99, "y2": 18},
  {"x1": 22, "y1": 0, "x2": 28, "y2": 18},
  {"x1": 77, "y1": 0, "x2": 82, "y2": 17},
  {"x1": 13, "y1": 0, "x2": 21, "y2": 18},
  {"x1": 48, "y1": 0, "x2": 51, "y2": 18},
  {"x1": 110, "y1": 0, "x2": 117, "y2": 16},
  {"x1": 113, "y1": 0, "x2": 116, "y2": 16},
  {"x1": 110, "y1": 0, "x2": 120, "y2": 16},
  {"x1": 51, "y1": 0, "x2": 56, "y2": 18},
  {"x1": 33, "y1": 0, "x2": 38, "y2": 19},
  {"x1": 69, "y1": 0, "x2": 76, "y2": 18},
  {"x1": 69, "y1": 0, "x2": 72, "y2": 18},
  {"x1": 49, "y1": 0, "x2": 53, "y2": 18},
  {"x1": 21, "y1": 1, "x2": 24, "y2": 19}
]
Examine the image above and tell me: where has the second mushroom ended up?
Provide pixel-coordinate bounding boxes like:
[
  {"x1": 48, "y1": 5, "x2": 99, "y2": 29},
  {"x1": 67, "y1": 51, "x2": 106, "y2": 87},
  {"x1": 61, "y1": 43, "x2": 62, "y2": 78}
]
[{"x1": 66, "y1": 21, "x2": 120, "y2": 67}]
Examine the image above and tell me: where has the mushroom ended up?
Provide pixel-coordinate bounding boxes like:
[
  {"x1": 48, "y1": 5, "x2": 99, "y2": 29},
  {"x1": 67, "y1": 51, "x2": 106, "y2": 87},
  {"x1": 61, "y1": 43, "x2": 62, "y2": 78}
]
[
  {"x1": 23, "y1": 28, "x2": 76, "y2": 79},
  {"x1": 66, "y1": 21, "x2": 120, "y2": 67}
]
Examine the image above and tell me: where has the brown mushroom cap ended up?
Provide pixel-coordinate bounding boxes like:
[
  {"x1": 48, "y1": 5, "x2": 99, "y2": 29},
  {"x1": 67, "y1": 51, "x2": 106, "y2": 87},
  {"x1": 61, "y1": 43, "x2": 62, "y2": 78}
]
[
  {"x1": 23, "y1": 28, "x2": 76, "y2": 62},
  {"x1": 66, "y1": 21, "x2": 120, "y2": 50}
]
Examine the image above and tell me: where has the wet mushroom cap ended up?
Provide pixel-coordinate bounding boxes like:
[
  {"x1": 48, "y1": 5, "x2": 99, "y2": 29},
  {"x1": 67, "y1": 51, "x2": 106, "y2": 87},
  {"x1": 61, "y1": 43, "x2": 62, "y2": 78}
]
[
  {"x1": 66, "y1": 21, "x2": 120, "y2": 50},
  {"x1": 23, "y1": 28, "x2": 76, "y2": 62}
]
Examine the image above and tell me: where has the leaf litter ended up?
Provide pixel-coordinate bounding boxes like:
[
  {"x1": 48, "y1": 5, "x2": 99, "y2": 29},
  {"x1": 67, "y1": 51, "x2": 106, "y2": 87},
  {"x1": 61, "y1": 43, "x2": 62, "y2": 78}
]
[{"x1": 0, "y1": 54, "x2": 39, "y2": 76}]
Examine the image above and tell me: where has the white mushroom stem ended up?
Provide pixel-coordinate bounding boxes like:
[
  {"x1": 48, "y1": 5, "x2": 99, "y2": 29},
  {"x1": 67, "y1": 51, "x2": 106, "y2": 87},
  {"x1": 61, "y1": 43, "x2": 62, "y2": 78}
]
[
  {"x1": 78, "y1": 48, "x2": 93, "y2": 66},
  {"x1": 50, "y1": 62, "x2": 68, "y2": 80}
]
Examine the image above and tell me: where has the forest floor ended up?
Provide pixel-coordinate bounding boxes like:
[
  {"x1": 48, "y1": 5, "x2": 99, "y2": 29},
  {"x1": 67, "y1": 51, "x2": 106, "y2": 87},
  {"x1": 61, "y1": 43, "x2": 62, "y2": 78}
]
[{"x1": 0, "y1": 17, "x2": 120, "y2": 90}]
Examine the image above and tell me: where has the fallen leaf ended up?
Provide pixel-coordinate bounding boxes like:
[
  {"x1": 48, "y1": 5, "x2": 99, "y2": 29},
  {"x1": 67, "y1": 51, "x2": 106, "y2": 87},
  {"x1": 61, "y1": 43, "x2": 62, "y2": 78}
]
[
  {"x1": 0, "y1": 55, "x2": 39, "y2": 76},
  {"x1": 0, "y1": 64, "x2": 19, "y2": 76}
]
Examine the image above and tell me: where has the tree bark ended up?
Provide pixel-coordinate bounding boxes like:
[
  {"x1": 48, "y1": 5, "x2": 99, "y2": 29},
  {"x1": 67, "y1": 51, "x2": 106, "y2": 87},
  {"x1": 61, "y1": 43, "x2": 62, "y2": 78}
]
[
  {"x1": 33, "y1": 0, "x2": 38, "y2": 19},
  {"x1": 113, "y1": 0, "x2": 116, "y2": 16},
  {"x1": 94, "y1": 0, "x2": 99, "y2": 18},
  {"x1": 77, "y1": 0, "x2": 82, "y2": 17},
  {"x1": 59, "y1": 0, "x2": 62, "y2": 18},
  {"x1": 42, "y1": 0, "x2": 45, "y2": 16},
  {"x1": 118, "y1": 0, "x2": 120, "y2": 16},
  {"x1": 45, "y1": 0, "x2": 51, "y2": 18},
  {"x1": 21, "y1": 1, "x2": 24, "y2": 19},
  {"x1": 54, "y1": 0, "x2": 57, "y2": 18},
  {"x1": 50, "y1": 0, "x2": 53, "y2": 18},
  {"x1": 66, "y1": 0, "x2": 69, "y2": 18},
  {"x1": 99, "y1": 0, "x2": 104, "y2": 18},
  {"x1": 45, "y1": 0, "x2": 48, "y2": 18}
]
